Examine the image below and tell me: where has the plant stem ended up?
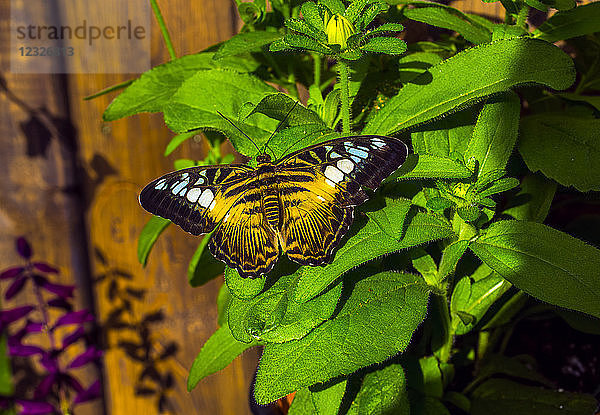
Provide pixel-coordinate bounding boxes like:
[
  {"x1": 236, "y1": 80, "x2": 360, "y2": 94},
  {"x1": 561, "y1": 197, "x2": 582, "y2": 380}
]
[
  {"x1": 150, "y1": 0, "x2": 177, "y2": 60},
  {"x1": 438, "y1": 293, "x2": 454, "y2": 363},
  {"x1": 337, "y1": 60, "x2": 351, "y2": 134},
  {"x1": 313, "y1": 54, "x2": 322, "y2": 90}
]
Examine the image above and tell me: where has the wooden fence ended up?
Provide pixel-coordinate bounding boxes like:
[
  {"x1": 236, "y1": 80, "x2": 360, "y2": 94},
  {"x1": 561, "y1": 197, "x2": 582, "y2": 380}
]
[{"x1": 0, "y1": 0, "x2": 505, "y2": 413}]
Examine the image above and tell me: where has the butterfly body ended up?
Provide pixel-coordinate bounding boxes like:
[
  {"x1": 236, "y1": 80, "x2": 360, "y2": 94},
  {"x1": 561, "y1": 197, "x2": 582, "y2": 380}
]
[{"x1": 140, "y1": 135, "x2": 408, "y2": 278}]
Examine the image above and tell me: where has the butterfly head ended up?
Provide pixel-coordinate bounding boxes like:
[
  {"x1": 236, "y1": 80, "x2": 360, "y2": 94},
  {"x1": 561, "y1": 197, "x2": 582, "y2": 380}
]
[{"x1": 255, "y1": 153, "x2": 272, "y2": 163}]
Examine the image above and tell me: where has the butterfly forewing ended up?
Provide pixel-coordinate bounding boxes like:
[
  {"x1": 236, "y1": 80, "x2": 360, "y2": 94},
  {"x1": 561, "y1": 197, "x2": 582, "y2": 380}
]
[{"x1": 139, "y1": 165, "x2": 254, "y2": 235}]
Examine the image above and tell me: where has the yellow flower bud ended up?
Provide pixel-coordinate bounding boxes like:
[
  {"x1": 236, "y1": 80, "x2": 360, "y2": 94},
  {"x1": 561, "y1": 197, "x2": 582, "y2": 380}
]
[{"x1": 325, "y1": 14, "x2": 355, "y2": 49}]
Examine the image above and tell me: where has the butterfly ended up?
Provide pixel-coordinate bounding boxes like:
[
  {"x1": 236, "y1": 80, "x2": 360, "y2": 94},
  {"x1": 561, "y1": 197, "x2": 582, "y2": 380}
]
[{"x1": 139, "y1": 135, "x2": 408, "y2": 278}]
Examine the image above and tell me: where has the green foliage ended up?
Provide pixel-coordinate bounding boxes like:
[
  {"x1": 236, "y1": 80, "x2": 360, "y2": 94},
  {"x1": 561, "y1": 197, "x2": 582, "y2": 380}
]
[{"x1": 94, "y1": 0, "x2": 600, "y2": 412}]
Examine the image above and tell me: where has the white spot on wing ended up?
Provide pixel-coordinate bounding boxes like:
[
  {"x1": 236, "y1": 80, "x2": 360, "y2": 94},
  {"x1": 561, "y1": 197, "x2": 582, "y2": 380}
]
[
  {"x1": 336, "y1": 158, "x2": 354, "y2": 174},
  {"x1": 330, "y1": 151, "x2": 342, "y2": 159},
  {"x1": 209, "y1": 199, "x2": 216, "y2": 211},
  {"x1": 316, "y1": 195, "x2": 326, "y2": 202},
  {"x1": 195, "y1": 176, "x2": 205, "y2": 185},
  {"x1": 186, "y1": 187, "x2": 202, "y2": 203},
  {"x1": 198, "y1": 189, "x2": 214, "y2": 208},
  {"x1": 348, "y1": 147, "x2": 369, "y2": 159},
  {"x1": 154, "y1": 179, "x2": 167, "y2": 190},
  {"x1": 171, "y1": 180, "x2": 189, "y2": 195},
  {"x1": 324, "y1": 165, "x2": 344, "y2": 183},
  {"x1": 325, "y1": 178, "x2": 336, "y2": 188},
  {"x1": 372, "y1": 139, "x2": 385, "y2": 148},
  {"x1": 224, "y1": 212, "x2": 230, "y2": 222}
]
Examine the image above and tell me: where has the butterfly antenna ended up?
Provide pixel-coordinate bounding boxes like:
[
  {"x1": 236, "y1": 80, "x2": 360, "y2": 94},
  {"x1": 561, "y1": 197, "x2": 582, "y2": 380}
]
[
  {"x1": 262, "y1": 101, "x2": 299, "y2": 159},
  {"x1": 216, "y1": 110, "x2": 261, "y2": 155}
]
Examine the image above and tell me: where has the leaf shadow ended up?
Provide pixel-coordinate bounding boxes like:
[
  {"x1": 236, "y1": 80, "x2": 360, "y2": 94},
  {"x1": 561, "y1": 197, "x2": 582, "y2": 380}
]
[{"x1": 93, "y1": 246, "x2": 178, "y2": 413}]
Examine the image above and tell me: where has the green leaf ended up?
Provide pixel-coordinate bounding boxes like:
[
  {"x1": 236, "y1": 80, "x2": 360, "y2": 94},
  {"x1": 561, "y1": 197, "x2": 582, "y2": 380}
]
[
  {"x1": 533, "y1": 2, "x2": 600, "y2": 43},
  {"x1": 224, "y1": 267, "x2": 266, "y2": 300},
  {"x1": 164, "y1": 130, "x2": 200, "y2": 156},
  {"x1": 457, "y1": 205, "x2": 481, "y2": 222},
  {"x1": 289, "y1": 388, "x2": 316, "y2": 415},
  {"x1": 214, "y1": 31, "x2": 283, "y2": 59},
  {"x1": 555, "y1": 309, "x2": 600, "y2": 335},
  {"x1": 254, "y1": 272, "x2": 431, "y2": 404},
  {"x1": 385, "y1": 154, "x2": 473, "y2": 182},
  {"x1": 283, "y1": 33, "x2": 333, "y2": 54},
  {"x1": 410, "y1": 108, "x2": 477, "y2": 158},
  {"x1": 187, "y1": 326, "x2": 260, "y2": 391},
  {"x1": 244, "y1": 93, "x2": 326, "y2": 130},
  {"x1": 438, "y1": 239, "x2": 469, "y2": 282},
  {"x1": 103, "y1": 53, "x2": 258, "y2": 121},
  {"x1": 286, "y1": 18, "x2": 328, "y2": 43},
  {"x1": 364, "y1": 38, "x2": 575, "y2": 136},
  {"x1": 451, "y1": 263, "x2": 512, "y2": 335},
  {"x1": 0, "y1": 335, "x2": 13, "y2": 396},
  {"x1": 401, "y1": 2, "x2": 492, "y2": 44},
  {"x1": 470, "y1": 220, "x2": 600, "y2": 319},
  {"x1": 217, "y1": 283, "x2": 232, "y2": 327},
  {"x1": 311, "y1": 380, "x2": 348, "y2": 414},
  {"x1": 137, "y1": 216, "x2": 170, "y2": 266},
  {"x1": 360, "y1": 37, "x2": 407, "y2": 55},
  {"x1": 347, "y1": 364, "x2": 410, "y2": 415},
  {"x1": 294, "y1": 201, "x2": 455, "y2": 303},
  {"x1": 478, "y1": 177, "x2": 520, "y2": 198},
  {"x1": 188, "y1": 231, "x2": 225, "y2": 287},
  {"x1": 163, "y1": 70, "x2": 279, "y2": 155},
  {"x1": 411, "y1": 249, "x2": 438, "y2": 285},
  {"x1": 268, "y1": 124, "x2": 340, "y2": 159},
  {"x1": 557, "y1": 93, "x2": 600, "y2": 112},
  {"x1": 227, "y1": 269, "x2": 342, "y2": 343},
  {"x1": 470, "y1": 379, "x2": 597, "y2": 415},
  {"x1": 320, "y1": 0, "x2": 346, "y2": 15},
  {"x1": 465, "y1": 92, "x2": 521, "y2": 177},
  {"x1": 366, "y1": 23, "x2": 405, "y2": 37},
  {"x1": 518, "y1": 114, "x2": 600, "y2": 192},
  {"x1": 301, "y1": 1, "x2": 325, "y2": 31},
  {"x1": 475, "y1": 354, "x2": 554, "y2": 388}
]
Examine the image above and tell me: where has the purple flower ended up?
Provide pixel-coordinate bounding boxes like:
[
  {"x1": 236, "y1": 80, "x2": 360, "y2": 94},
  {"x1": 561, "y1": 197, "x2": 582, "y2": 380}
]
[
  {"x1": 0, "y1": 306, "x2": 34, "y2": 330},
  {"x1": 68, "y1": 346, "x2": 102, "y2": 369},
  {"x1": 74, "y1": 380, "x2": 102, "y2": 404},
  {"x1": 32, "y1": 262, "x2": 58, "y2": 273},
  {"x1": 53, "y1": 310, "x2": 93, "y2": 328},
  {"x1": 4, "y1": 276, "x2": 27, "y2": 300},
  {"x1": 62, "y1": 326, "x2": 85, "y2": 349},
  {"x1": 16, "y1": 400, "x2": 56, "y2": 414},
  {"x1": 0, "y1": 266, "x2": 24, "y2": 280},
  {"x1": 8, "y1": 343, "x2": 45, "y2": 357},
  {"x1": 16, "y1": 237, "x2": 32, "y2": 260}
]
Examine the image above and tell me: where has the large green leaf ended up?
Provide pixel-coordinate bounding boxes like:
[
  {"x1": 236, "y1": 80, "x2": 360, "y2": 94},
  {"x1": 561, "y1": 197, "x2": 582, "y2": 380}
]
[
  {"x1": 163, "y1": 70, "x2": 279, "y2": 155},
  {"x1": 103, "y1": 52, "x2": 258, "y2": 121},
  {"x1": 214, "y1": 31, "x2": 283, "y2": 59},
  {"x1": 289, "y1": 381, "x2": 349, "y2": 415},
  {"x1": 187, "y1": 326, "x2": 260, "y2": 391},
  {"x1": 519, "y1": 114, "x2": 600, "y2": 192},
  {"x1": 293, "y1": 200, "x2": 455, "y2": 303},
  {"x1": 401, "y1": 1, "x2": 492, "y2": 44},
  {"x1": 533, "y1": 2, "x2": 600, "y2": 43},
  {"x1": 254, "y1": 272, "x2": 431, "y2": 404},
  {"x1": 410, "y1": 109, "x2": 477, "y2": 157},
  {"x1": 451, "y1": 264, "x2": 512, "y2": 335},
  {"x1": 465, "y1": 92, "x2": 520, "y2": 177},
  {"x1": 347, "y1": 364, "x2": 410, "y2": 415},
  {"x1": 363, "y1": 38, "x2": 575, "y2": 135},
  {"x1": 137, "y1": 216, "x2": 170, "y2": 266},
  {"x1": 470, "y1": 220, "x2": 600, "y2": 318},
  {"x1": 0, "y1": 335, "x2": 13, "y2": 396},
  {"x1": 227, "y1": 269, "x2": 342, "y2": 343},
  {"x1": 470, "y1": 379, "x2": 597, "y2": 415},
  {"x1": 385, "y1": 154, "x2": 473, "y2": 182},
  {"x1": 502, "y1": 173, "x2": 556, "y2": 223}
]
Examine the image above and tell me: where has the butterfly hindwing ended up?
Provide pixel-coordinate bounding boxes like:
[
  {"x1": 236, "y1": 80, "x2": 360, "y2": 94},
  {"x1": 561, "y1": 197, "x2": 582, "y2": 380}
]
[
  {"x1": 139, "y1": 164, "x2": 254, "y2": 235},
  {"x1": 208, "y1": 188, "x2": 279, "y2": 277}
]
